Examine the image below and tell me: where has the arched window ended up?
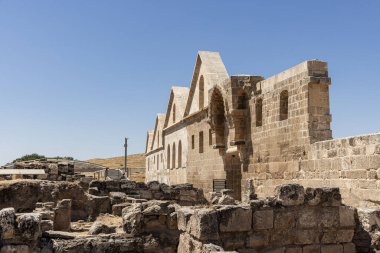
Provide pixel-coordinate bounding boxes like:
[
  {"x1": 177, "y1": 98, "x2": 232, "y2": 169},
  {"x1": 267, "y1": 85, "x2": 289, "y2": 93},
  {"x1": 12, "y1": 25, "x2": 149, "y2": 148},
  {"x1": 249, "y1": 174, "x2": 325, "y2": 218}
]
[
  {"x1": 256, "y1": 98, "x2": 263, "y2": 127},
  {"x1": 280, "y1": 90, "x2": 289, "y2": 121},
  {"x1": 173, "y1": 104, "x2": 176, "y2": 123},
  {"x1": 172, "y1": 142, "x2": 176, "y2": 169},
  {"x1": 167, "y1": 145, "x2": 170, "y2": 169},
  {"x1": 199, "y1": 131, "x2": 204, "y2": 153},
  {"x1": 199, "y1": 76, "x2": 204, "y2": 109},
  {"x1": 210, "y1": 89, "x2": 226, "y2": 147},
  {"x1": 178, "y1": 141, "x2": 182, "y2": 168}
]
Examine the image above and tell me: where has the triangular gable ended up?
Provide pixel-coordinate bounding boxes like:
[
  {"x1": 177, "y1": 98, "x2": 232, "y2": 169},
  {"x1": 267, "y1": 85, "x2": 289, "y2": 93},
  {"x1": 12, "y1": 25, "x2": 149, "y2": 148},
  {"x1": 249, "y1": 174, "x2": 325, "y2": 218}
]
[
  {"x1": 164, "y1": 86, "x2": 189, "y2": 128},
  {"x1": 150, "y1": 114, "x2": 166, "y2": 151},
  {"x1": 184, "y1": 51, "x2": 229, "y2": 117},
  {"x1": 145, "y1": 131, "x2": 154, "y2": 154}
]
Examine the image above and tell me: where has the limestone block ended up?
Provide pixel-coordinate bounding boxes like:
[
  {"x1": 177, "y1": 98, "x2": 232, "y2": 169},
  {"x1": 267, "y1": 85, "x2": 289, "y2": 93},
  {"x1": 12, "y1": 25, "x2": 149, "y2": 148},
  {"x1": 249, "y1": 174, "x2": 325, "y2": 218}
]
[
  {"x1": 147, "y1": 181, "x2": 160, "y2": 191},
  {"x1": 17, "y1": 213, "x2": 42, "y2": 240},
  {"x1": 218, "y1": 195, "x2": 236, "y2": 205},
  {"x1": 320, "y1": 207, "x2": 339, "y2": 228},
  {"x1": 109, "y1": 192, "x2": 128, "y2": 205},
  {"x1": 141, "y1": 200, "x2": 173, "y2": 216},
  {"x1": 202, "y1": 243, "x2": 225, "y2": 253},
  {"x1": 262, "y1": 247, "x2": 285, "y2": 253},
  {"x1": 246, "y1": 233, "x2": 269, "y2": 250},
  {"x1": 167, "y1": 212, "x2": 177, "y2": 230},
  {"x1": 305, "y1": 187, "x2": 341, "y2": 206},
  {"x1": 302, "y1": 244, "x2": 320, "y2": 253},
  {"x1": 274, "y1": 210, "x2": 295, "y2": 229},
  {"x1": 88, "y1": 187, "x2": 99, "y2": 195},
  {"x1": 297, "y1": 209, "x2": 318, "y2": 229},
  {"x1": 336, "y1": 229, "x2": 354, "y2": 243},
  {"x1": 88, "y1": 222, "x2": 116, "y2": 235},
  {"x1": 122, "y1": 203, "x2": 143, "y2": 235},
  {"x1": 54, "y1": 199, "x2": 71, "y2": 231},
  {"x1": 275, "y1": 184, "x2": 304, "y2": 206},
  {"x1": 320, "y1": 244, "x2": 343, "y2": 253},
  {"x1": 219, "y1": 206, "x2": 252, "y2": 232},
  {"x1": 187, "y1": 208, "x2": 219, "y2": 241},
  {"x1": 177, "y1": 207, "x2": 195, "y2": 231},
  {"x1": 0, "y1": 207, "x2": 16, "y2": 239},
  {"x1": 342, "y1": 242, "x2": 355, "y2": 253},
  {"x1": 112, "y1": 203, "x2": 131, "y2": 216},
  {"x1": 294, "y1": 229, "x2": 319, "y2": 245},
  {"x1": 285, "y1": 246, "x2": 302, "y2": 253},
  {"x1": 253, "y1": 209, "x2": 273, "y2": 230},
  {"x1": 0, "y1": 245, "x2": 29, "y2": 253},
  {"x1": 177, "y1": 233, "x2": 204, "y2": 253},
  {"x1": 339, "y1": 206, "x2": 355, "y2": 228},
  {"x1": 40, "y1": 220, "x2": 53, "y2": 232}
]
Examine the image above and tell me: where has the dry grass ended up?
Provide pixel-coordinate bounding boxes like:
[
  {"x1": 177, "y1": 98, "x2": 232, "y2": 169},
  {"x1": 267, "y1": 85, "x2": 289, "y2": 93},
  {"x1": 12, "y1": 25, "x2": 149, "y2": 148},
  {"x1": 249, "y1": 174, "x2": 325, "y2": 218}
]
[{"x1": 86, "y1": 153, "x2": 145, "y2": 169}]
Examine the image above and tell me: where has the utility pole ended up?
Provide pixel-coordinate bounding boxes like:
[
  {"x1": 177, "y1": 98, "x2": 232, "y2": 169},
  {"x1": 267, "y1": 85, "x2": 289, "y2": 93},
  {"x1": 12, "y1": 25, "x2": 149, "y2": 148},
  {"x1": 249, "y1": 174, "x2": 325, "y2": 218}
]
[{"x1": 124, "y1": 137, "x2": 128, "y2": 177}]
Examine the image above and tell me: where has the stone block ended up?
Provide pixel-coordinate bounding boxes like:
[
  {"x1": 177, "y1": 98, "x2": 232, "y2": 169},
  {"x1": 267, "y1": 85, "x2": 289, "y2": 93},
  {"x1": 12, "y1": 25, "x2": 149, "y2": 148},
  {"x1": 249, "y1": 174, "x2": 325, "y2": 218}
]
[
  {"x1": 305, "y1": 187, "x2": 341, "y2": 206},
  {"x1": 0, "y1": 207, "x2": 16, "y2": 239},
  {"x1": 336, "y1": 229, "x2": 354, "y2": 243},
  {"x1": 274, "y1": 210, "x2": 295, "y2": 229},
  {"x1": 253, "y1": 209, "x2": 273, "y2": 230},
  {"x1": 246, "y1": 233, "x2": 269, "y2": 250},
  {"x1": 17, "y1": 213, "x2": 42, "y2": 240},
  {"x1": 0, "y1": 245, "x2": 29, "y2": 253},
  {"x1": 321, "y1": 244, "x2": 343, "y2": 253},
  {"x1": 167, "y1": 212, "x2": 177, "y2": 230},
  {"x1": 112, "y1": 203, "x2": 131, "y2": 216},
  {"x1": 219, "y1": 206, "x2": 252, "y2": 232},
  {"x1": 177, "y1": 207, "x2": 195, "y2": 231},
  {"x1": 342, "y1": 242, "x2": 355, "y2": 253},
  {"x1": 294, "y1": 229, "x2": 319, "y2": 245},
  {"x1": 297, "y1": 209, "x2": 318, "y2": 229},
  {"x1": 122, "y1": 203, "x2": 143, "y2": 235},
  {"x1": 54, "y1": 199, "x2": 71, "y2": 231},
  {"x1": 275, "y1": 184, "x2": 305, "y2": 206},
  {"x1": 187, "y1": 208, "x2": 219, "y2": 241},
  {"x1": 109, "y1": 192, "x2": 128, "y2": 205},
  {"x1": 40, "y1": 219, "x2": 54, "y2": 232},
  {"x1": 339, "y1": 206, "x2": 355, "y2": 228},
  {"x1": 285, "y1": 246, "x2": 302, "y2": 253},
  {"x1": 302, "y1": 244, "x2": 320, "y2": 253}
]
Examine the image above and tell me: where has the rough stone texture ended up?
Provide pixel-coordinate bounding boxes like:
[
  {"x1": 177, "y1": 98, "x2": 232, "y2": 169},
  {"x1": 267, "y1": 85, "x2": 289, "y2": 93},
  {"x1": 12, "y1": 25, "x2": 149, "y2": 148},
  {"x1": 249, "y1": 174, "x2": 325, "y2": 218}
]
[
  {"x1": 0, "y1": 208, "x2": 15, "y2": 239},
  {"x1": 53, "y1": 199, "x2": 71, "y2": 231},
  {"x1": 275, "y1": 184, "x2": 305, "y2": 206},
  {"x1": 17, "y1": 213, "x2": 42, "y2": 240},
  {"x1": 88, "y1": 222, "x2": 116, "y2": 235}
]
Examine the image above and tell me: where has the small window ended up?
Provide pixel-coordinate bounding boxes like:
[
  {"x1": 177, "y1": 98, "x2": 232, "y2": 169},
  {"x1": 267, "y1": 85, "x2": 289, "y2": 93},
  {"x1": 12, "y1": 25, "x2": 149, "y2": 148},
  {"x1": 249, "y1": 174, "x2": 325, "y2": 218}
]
[
  {"x1": 167, "y1": 145, "x2": 170, "y2": 169},
  {"x1": 199, "y1": 131, "x2": 204, "y2": 153},
  {"x1": 172, "y1": 143, "x2": 176, "y2": 169},
  {"x1": 209, "y1": 129, "x2": 212, "y2": 146},
  {"x1": 178, "y1": 141, "x2": 182, "y2": 168},
  {"x1": 280, "y1": 90, "x2": 289, "y2": 121},
  {"x1": 191, "y1": 135, "x2": 195, "y2": 149},
  {"x1": 256, "y1": 98, "x2": 263, "y2": 127}
]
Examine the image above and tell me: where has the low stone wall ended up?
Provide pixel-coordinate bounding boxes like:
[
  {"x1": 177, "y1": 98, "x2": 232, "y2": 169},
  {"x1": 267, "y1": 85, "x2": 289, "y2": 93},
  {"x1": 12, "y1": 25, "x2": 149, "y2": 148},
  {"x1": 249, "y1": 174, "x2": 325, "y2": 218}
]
[
  {"x1": 251, "y1": 133, "x2": 380, "y2": 209},
  {"x1": 120, "y1": 184, "x2": 359, "y2": 252},
  {"x1": 89, "y1": 180, "x2": 206, "y2": 206}
]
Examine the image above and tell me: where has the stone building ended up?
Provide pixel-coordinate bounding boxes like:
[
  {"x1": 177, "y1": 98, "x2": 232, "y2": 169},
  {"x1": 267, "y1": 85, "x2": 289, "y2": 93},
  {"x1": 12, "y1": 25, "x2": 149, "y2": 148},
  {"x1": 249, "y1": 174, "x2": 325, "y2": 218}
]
[{"x1": 145, "y1": 51, "x2": 380, "y2": 207}]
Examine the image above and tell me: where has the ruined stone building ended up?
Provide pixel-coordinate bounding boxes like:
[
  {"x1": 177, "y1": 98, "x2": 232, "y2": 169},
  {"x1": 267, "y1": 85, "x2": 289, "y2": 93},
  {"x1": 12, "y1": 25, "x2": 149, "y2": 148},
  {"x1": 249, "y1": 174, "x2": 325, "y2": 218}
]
[{"x1": 145, "y1": 51, "x2": 380, "y2": 207}]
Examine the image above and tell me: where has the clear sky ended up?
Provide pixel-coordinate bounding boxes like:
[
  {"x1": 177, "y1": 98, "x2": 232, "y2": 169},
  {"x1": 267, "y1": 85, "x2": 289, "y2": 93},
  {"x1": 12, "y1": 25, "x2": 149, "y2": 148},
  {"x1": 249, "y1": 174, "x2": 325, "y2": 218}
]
[{"x1": 0, "y1": 1, "x2": 379, "y2": 165}]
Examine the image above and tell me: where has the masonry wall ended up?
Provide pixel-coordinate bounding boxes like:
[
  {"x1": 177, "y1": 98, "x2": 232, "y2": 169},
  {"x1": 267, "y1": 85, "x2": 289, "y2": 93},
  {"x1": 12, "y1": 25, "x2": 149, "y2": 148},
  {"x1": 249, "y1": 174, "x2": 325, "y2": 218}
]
[
  {"x1": 165, "y1": 126, "x2": 188, "y2": 185},
  {"x1": 250, "y1": 133, "x2": 380, "y2": 208},
  {"x1": 186, "y1": 112, "x2": 226, "y2": 195}
]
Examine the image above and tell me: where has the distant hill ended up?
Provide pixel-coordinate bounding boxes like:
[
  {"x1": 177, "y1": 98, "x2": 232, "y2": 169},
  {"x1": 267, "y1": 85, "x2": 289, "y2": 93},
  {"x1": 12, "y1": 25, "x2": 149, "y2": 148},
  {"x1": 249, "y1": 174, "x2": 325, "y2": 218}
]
[{"x1": 86, "y1": 153, "x2": 145, "y2": 169}]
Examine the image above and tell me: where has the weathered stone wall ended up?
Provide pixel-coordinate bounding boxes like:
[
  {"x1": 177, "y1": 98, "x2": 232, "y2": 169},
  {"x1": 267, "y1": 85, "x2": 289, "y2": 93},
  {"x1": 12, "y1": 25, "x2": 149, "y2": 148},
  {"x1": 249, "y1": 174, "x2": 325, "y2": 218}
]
[
  {"x1": 249, "y1": 133, "x2": 380, "y2": 208},
  {"x1": 185, "y1": 111, "x2": 226, "y2": 195},
  {"x1": 177, "y1": 185, "x2": 356, "y2": 253}
]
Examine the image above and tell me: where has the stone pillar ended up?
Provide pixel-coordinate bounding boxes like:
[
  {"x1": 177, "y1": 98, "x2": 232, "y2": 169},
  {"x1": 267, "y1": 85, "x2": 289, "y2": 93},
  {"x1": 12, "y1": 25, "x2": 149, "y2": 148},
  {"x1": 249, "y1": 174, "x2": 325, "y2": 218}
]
[{"x1": 53, "y1": 199, "x2": 71, "y2": 231}]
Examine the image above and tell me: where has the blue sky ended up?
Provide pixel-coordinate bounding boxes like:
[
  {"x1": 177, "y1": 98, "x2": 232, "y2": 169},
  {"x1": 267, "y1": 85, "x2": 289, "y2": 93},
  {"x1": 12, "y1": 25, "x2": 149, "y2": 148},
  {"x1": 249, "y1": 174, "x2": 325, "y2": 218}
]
[{"x1": 0, "y1": 1, "x2": 379, "y2": 165}]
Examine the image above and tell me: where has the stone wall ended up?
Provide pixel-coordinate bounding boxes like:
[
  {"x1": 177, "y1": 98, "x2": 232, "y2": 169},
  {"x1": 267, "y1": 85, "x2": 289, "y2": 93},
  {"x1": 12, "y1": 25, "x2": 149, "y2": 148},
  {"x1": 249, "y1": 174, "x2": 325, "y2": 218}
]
[{"x1": 249, "y1": 133, "x2": 380, "y2": 208}]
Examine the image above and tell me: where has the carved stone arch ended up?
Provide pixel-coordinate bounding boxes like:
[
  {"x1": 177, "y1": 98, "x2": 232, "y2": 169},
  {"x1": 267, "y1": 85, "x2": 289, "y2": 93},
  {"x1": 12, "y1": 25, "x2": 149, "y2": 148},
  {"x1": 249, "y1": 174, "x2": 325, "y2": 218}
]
[{"x1": 208, "y1": 86, "x2": 228, "y2": 149}]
